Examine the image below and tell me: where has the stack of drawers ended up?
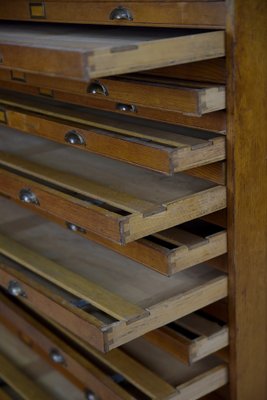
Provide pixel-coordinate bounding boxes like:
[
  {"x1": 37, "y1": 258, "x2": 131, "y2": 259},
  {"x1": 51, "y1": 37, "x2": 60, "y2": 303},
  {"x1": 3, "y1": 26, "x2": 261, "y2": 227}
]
[{"x1": 0, "y1": 2, "x2": 229, "y2": 399}]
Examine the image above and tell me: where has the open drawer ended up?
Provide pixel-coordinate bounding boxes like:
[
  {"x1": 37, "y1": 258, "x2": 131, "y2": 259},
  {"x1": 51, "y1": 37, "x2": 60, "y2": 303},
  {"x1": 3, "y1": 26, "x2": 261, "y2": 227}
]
[
  {"x1": 0, "y1": 127, "x2": 226, "y2": 244},
  {"x1": 0, "y1": 326, "x2": 86, "y2": 400},
  {"x1": 0, "y1": 91, "x2": 226, "y2": 175},
  {"x1": 0, "y1": 196, "x2": 228, "y2": 351},
  {"x1": 0, "y1": 1, "x2": 226, "y2": 28},
  {"x1": 0, "y1": 23, "x2": 225, "y2": 80},
  {"x1": 145, "y1": 312, "x2": 229, "y2": 364},
  {"x1": 13, "y1": 205, "x2": 227, "y2": 276},
  {"x1": 0, "y1": 294, "x2": 228, "y2": 400},
  {"x1": 0, "y1": 80, "x2": 227, "y2": 133},
  {"x1": 0, "y1": 72, "x2": 226, "y2": 116}
]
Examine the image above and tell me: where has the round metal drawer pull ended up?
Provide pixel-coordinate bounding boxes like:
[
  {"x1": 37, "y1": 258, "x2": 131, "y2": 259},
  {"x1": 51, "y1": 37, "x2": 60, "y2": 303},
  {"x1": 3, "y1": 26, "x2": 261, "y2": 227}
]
[
  {"x1": 116, "y1": 103, "x2": 137, "y2": 113},
  {"x1": 110, "y1": 6, "x2": 133, "y2": 21},
  {"x1": 64, "y1": 130, "x2": 85, "y2": 146},
  {"x1": 8, "y1": 281, "x2": 26, "y2": 298},
  {"x1": 66, "y1": 222, "x2": 86, "y2": 234},
  {"x1": 85, "y1": 390, "x2": 99, "y2": 400},
  {"x1": 19, "y1": 188, "x2": 40, "y2": 205},
  {"x1": 49, "y1": 349, "x2": 66, "y2": 365},
  {"x1": 88, "y1": 81, "x2": 109, "y2": 96}
]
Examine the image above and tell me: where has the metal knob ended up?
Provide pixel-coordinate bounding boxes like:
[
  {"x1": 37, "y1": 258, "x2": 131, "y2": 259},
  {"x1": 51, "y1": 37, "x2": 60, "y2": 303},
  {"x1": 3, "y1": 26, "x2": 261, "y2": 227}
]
[
  {"x1": 8, "y1": 281, "x2": 26, "y2": 297},
  {"x1": 19, "y1": 188, "x2": 39, "y2": 205},
  {"x1": 116, "y1": 103, "x2": 137, "y2": 113},
  {"x1": 85, "y1": 390, "x2": 99, "y2": 400},
  {"x1": 64, "y1": 131, "x2": 85, "y2": 146},
  {"x1": 66, "y1": 222, "x2": 86, "y2": 234},
  {"x1": 88, "y1": 81, "x2": 109, "y2": 96},
  {"x1": 49, "y1": 349, "x2": 66, "y2": 365},
  {"x1": 110, "y1": 6, "x2": 133, "y2": 21}
]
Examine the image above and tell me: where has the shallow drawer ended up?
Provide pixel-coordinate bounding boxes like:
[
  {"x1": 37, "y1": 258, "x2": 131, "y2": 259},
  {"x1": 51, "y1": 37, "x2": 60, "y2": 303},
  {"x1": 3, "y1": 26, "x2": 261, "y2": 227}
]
[
  {"x1": 0, "y1": 58, "x2": 226, "y2": 87},
  {"x1": 146, "y1": 312, "x2": 229, "y2": 364},
  {"x1": 0, "y1": 81, "x2": 227, "y2": 133},
  {"x1": 0, "y1": 72, "x2": 226, "y2": 116},
  {"x1": 0, "y1": 92, "x2": 226, "y2": 175},
  {"x1": 14, "y1": 206, "x2": 227, "y2": 276},
  {"x1": 0, "y1": 325, "x2": 86, "y2": 400},
  {"x1": 0, "y1": 23, "x2": 225, "y2": 80},
  {"x1": 0, "y1": 1, "x2": 226, "y2": 28},
  {"x1": 0, "y1": 127, "x2": 226, "y2": 244},
  {"x1": 0, "y1": 295, "x2": 228, "y2": 400},
  {"x1": 0, "y1": 196, "x2": 228, "y2": 351}
]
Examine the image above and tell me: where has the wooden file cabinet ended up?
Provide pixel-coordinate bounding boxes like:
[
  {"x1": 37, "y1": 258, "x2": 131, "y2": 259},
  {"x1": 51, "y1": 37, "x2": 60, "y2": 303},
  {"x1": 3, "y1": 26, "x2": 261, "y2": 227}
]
[{"x1": 0, "y1": 1, "x2": 266, "y2": 400}]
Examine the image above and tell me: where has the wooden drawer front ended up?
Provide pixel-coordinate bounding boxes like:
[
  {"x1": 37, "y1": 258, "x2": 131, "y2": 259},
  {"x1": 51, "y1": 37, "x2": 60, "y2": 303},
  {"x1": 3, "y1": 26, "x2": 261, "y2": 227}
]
[
  {"x1": 0, "y1": 1, "x2": 226, "y2": 28},
  {"x1": 0, "y1": 295, "x2": 228, "y2": 400},
  {"x1": 0, "y1": 24, "x2": 225, "y2": 80},
  {"x1": 0, "y1": 73, "x2": 226, "y2": 116},
  {"x1": 145, "y1": 312, "x2": 229, "y2": 365},
  {"x1": 0, "y1": 127, "x2": 226, "y2": 244},
  {"x1": 0, "y1": 92, "x2": 226, "y2": 176},
  {"x1": 0, "y1": 294, "x2": 135, "y2": 400},
  {"x1": 0, "y1": 325, "x2": 86, "y2": 400},
  {"x1": 0, "y1": 83, "x2": 227, "y2": 133},
  {"x1": 0, "y1": 59, "x2": 226, "y2": 86},
  {"x1": 8, "y1": 205, "x2": 226, "y2": 276},
  {"x1": 0, "y1": 196, "x2": 228, "y2": 352}
]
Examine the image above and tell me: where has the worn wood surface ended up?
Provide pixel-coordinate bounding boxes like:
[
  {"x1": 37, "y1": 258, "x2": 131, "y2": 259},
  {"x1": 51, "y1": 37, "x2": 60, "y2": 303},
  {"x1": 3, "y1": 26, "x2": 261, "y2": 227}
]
[
  {"x1": 0, "y1": 73, "x2": 226, "y2": 115},
  {"x1": 0, "y1": 24, "x2": 225, "y2": 80},
  {"x1": 0, "y1": 82, "x2": 226, "y2": 131},
  {"x1": 145, "y1": 312, "x2": 229, "y2": 365},
  {"x1": 0, "y1": 196, "x2": 228, "y2": 351},
  {"x1": 0, "y1": 324, "x2": 88, "y2": 400},
  {"x1": 0, "y1": 92, "x2": 226, "y2": 175},
  {"x1": 0, "y1": 127, "x2": 226, "y2": 244},
  {"x1": 226, "y1": 1, "x2": 267, "y2": 399},
  {"x1": 0, "y1": 1, "x2": 226, "y2": 28}
]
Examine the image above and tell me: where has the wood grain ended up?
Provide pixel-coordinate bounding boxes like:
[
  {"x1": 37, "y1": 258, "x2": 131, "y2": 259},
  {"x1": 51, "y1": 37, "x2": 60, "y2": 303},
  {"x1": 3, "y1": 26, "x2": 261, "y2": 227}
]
[
  {"x1": 0, "y1": 25, "x2": 225, "y2": 80},
  {"x1": 0, "y1": 1, "x2": 226, "y2": 28},
  {"x1": 226, "y1": 0, "x2": 267, "y2": 399}
]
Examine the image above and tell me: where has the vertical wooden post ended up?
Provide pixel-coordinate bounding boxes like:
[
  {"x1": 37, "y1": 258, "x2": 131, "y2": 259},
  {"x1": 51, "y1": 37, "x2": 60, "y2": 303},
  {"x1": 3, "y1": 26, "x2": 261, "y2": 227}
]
[{"x1": 226, "y1": 1, "x2": 267, "y2": 399}]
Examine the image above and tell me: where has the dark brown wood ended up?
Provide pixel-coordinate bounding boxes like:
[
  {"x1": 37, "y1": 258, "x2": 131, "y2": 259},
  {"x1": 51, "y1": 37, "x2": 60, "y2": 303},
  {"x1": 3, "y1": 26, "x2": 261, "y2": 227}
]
[
  {"x1": 0, "y1": 1, "x2": 226, "y2": 28},
  {"x1": 226, "y1": 1, "x2": 267, "y2": 399}
]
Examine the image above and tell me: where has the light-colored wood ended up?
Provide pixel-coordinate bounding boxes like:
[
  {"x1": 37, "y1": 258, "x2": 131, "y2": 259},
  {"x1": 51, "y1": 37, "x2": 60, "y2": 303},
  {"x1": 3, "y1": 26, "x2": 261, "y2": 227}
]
[
  {"x1": 0, "y1": 24, "x2": 225, "y2": 80},
  {"x1": 0, "y1": 324, "x2": 90, "y2": 400},
  {"x1": 0, "y1": 234, "x2": 148, "y2": 323},
  {"x1": 0, "y1": 196, "x2": 228, "y2": 351},
  {"x1": 0, "y1": 1, "x2": 226, "y2": 28},
  {"x1": 0, "y1": 92, "x2": 226, "y2": 174},
  {"x1": 226, "y1": 1, "x2": 267, "y2": 399},
  {"x1": 0, "y1": 73, "x2": 226, "y2": 115},
  {"x1": 0, "y1": 126, "x2": 226, "y2": 244},
  {"x1": 0, "y1": 82, "x2": 226, "y2": 132},
  {"x1": 145, "y1": 312, "x2": 229, "y2": 364}
]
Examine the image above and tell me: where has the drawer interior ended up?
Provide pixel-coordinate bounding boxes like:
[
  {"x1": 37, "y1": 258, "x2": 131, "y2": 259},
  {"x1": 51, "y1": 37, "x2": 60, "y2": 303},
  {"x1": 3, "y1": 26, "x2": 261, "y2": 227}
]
[
  {"x1": 0, "y1": 90, "x2": 226, "y2": 174},
  {"x1": 0, "y1": 23, "x2": 225, "y2": 79},
  {"x1": 0, "y1": 292, "x2": 228, "y2": 400},
  {"x1": 0, "y1": 196, "x2": 227, "y2": 351},
  {"x1": 0, "y1": 126, "x2": 226, "y2": 243}
]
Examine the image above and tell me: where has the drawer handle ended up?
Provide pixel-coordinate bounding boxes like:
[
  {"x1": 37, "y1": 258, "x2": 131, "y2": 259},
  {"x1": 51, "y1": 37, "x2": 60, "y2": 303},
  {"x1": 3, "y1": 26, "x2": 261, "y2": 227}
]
[
  {"x1": 116, "y1": 103, "x2": 137, "y2": 113},
  {"x1": 19, "y1": 188, "x2": 40, "y2": 205},
  {"x1": 64, "y1": 131, "x2": 85, "y2": 146},
  {"x1": 88, "y1": 81, "x2": 109, "y2": 96},
  {"x1": 8, "y1": 281, "x2": 26, "y2": 298},
  {"x1": 49, "y1": 349, "x2": 66, "y2": 365},
  {"x1": 110, "y1": 6, "x2": 133, "y2": 21},
  {"x1": 66, "y1": 222, "x2": 86, "y2": 234},
  {"x1": 85, "y1": 390, "x2": 98, "y2": 400}
]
